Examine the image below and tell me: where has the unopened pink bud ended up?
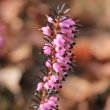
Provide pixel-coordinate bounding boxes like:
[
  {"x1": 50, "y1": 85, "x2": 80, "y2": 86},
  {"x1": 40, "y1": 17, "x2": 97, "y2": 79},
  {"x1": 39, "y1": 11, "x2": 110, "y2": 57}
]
[
  {"x1": 43, "y1": 44, "x2": 51, "y2": 55},
  {"x1": 62, "y1": 18, "x2": 75, "y2": 26},
  {"x1": 46, "y1": 15, "x2": 54, "y2": 23},
  {"x1": 36, "y1": 82, "x2": 44, "y2": 93},
  {"x1": 45, "y1": 60, "x2": 51, "y2": 68},
  {"x1": 41, "y1": 26, "x2": 51, "y2": 36}
]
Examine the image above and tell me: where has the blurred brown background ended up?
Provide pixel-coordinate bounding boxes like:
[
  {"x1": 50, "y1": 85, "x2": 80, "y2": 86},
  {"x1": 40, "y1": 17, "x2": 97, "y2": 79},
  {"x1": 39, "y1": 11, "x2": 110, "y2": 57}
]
[{"x1": 0, "y1": 0, "x2": 110, "y2": 110}]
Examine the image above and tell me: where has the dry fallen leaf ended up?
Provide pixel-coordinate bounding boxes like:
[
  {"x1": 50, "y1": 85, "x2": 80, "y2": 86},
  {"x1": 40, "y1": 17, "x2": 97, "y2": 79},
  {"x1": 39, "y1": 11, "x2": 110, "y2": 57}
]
[
  {"x1": 0, "y1": 66, "x2": 24, "y2": 94},
  {"x1": 91, "y1": 34, "x2": 110, "y2": 61},
  {"x1": 59, "y1": 76, "x2": 110, "y2": 110}
]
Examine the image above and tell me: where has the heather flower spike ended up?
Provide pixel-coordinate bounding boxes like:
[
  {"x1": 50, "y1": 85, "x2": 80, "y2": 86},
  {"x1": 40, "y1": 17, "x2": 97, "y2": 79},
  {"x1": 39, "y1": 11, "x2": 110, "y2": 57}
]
[{"x1": 33, "y1": 3, "x2": 78, "y2": 110}]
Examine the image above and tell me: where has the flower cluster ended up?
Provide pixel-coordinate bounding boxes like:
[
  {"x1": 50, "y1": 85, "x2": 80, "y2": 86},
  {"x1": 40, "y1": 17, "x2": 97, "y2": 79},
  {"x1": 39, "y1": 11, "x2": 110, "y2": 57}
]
[
  {"x1": 34, "y1": 5, "x2": 77, "y2": 110},
  {"x1": 39, "y1": 96, "x2": 58, "y2": 110}
]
